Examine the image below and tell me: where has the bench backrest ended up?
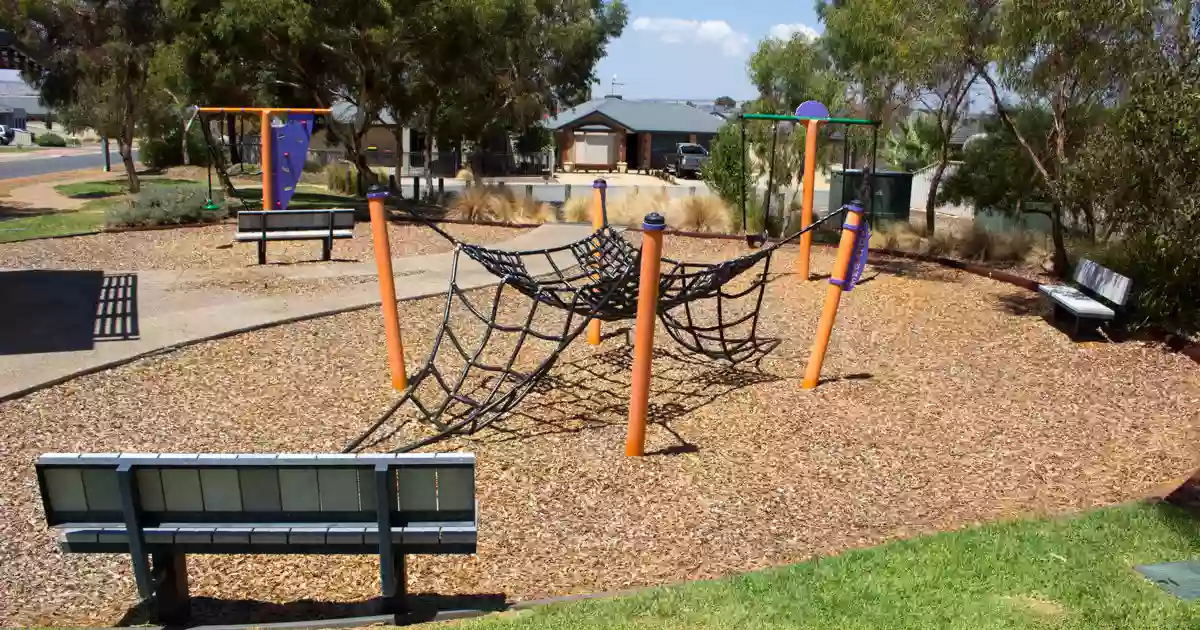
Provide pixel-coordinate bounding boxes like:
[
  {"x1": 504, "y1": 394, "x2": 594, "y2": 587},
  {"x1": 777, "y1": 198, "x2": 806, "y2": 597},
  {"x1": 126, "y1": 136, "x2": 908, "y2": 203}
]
[
  {"x1": 1073, "y1": 258, "x2": 1133, "y2": 306},
  {"x1": 237, "y1": 209, "x2": 355, "y2": 232},
  {"x1": 36, "y1": 453, "x2": 474, "y2": 527}
]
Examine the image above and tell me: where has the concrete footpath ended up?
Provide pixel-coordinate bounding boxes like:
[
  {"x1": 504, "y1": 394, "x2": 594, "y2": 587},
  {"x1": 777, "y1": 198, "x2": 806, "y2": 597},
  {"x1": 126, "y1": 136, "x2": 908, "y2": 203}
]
[{"x1": 0, "y1": 223, "x2": 595, "y2": 400}]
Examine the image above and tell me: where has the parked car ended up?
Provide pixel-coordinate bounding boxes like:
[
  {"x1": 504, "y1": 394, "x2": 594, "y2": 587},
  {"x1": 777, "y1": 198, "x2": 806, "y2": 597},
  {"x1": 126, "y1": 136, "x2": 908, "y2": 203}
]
[
  {"x1": 664, "y1": 143, "x2": 709, "y2": 178},
  {"x1": 0, "y1": 125, "x2": 14, "y2": 146}
]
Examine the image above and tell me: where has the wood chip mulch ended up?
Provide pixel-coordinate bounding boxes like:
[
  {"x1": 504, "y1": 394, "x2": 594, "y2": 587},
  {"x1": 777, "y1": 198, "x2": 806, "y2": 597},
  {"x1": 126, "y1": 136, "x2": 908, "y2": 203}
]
[
  {"x1": 0, "y1": 222, "x2": 528, "y2": 271},
  {"x1": 0, "y1": 238, "x2": 1196, "y2": 626}
]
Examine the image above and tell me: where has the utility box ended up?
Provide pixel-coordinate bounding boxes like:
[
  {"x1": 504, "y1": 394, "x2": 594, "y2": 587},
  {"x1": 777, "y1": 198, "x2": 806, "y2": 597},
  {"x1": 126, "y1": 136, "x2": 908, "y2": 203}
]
[{"x1": 828, "y1": 169, "x2": 914, "y2": 227}]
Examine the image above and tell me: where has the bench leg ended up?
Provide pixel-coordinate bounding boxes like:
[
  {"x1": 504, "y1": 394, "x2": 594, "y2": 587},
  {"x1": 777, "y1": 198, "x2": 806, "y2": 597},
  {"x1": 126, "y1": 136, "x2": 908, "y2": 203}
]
[
  {"x1": 257, "y1": 241, "x2": 267, "y2": 265},
  {"x1": 151, "y1": 551, "x2": 190, "y2": 625},
  {"x1": 379, "y1": 551, "x2": 407, "y2": 616},
  {"x1": 322, "y1": 237, "x2": 332, "y2": 261}
]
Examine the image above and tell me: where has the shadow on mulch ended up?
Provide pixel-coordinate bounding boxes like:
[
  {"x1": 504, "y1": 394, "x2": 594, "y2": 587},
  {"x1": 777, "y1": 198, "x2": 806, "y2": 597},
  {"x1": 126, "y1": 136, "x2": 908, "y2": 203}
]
[
  {"x1": 817, "y1": 372, "x2": 874, "y2": 386},
  {"x1": 0, "y1": 270, "x2": 139, "y2": 355},
  {"x1": 1164, "y1": 470, "x2": 1200, "y2": 520},
  {"x1": 116, "y1": 592, "x2": 508, "y2": 628},
  {"x1": 481, "y1": 343, "x2": 783, "y2": 455},
  {"x1": 995, "y1": 292, "x2": 1045, "y2": 317}
]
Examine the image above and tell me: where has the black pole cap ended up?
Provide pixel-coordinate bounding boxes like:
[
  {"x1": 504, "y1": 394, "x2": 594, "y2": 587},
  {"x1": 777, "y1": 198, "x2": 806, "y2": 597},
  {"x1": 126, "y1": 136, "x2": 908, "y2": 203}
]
[
  {"x1": 366, "y1": 184, "x2": 389, "y2": 200},
  {"x1": 643, "y1": 212, "x2": 666, "y2": 230}
]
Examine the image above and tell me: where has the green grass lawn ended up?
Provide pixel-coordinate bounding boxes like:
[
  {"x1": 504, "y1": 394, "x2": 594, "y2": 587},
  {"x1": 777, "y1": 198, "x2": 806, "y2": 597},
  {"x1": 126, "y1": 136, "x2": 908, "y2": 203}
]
[
  {"x1": 53, "y1": 178, "x2": 197, "y2": 199},
  {"x1": 0, "y1": 145, "x2": 44, "y2": 152},
  {"x1": 230, "y1": 185, "x2": 363, "y2": 210},
  {"x1": 0, "y1": 208, "x2": 105, "y2": 243},
  {"x1": 441, "y1": 502, "x2": 1198, "y2": 630}
]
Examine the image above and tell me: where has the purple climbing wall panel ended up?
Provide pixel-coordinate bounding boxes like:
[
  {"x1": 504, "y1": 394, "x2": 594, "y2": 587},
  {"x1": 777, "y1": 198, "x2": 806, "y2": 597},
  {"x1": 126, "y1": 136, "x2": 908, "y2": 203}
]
[{"x1": 270, "y1": 114, "x2": 314, "y2": 210}]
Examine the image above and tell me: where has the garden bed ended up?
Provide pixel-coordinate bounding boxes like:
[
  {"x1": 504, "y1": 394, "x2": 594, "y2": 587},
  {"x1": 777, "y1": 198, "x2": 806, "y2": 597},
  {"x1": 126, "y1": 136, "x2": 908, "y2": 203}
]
[{"x1": 0, "y1": 241, "x2": 1195, "y2": 626}]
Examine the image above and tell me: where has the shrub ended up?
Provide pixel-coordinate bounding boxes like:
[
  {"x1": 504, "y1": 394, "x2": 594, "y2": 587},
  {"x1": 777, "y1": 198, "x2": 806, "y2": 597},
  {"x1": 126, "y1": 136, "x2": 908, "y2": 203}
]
[
  {"x1": 105, "y1": 184, "x2": 230, "y2": 228},
  {"x1": 448, "y1": 185, "x2": 510, "y2": 222},
  {"x1": 139, "y1": 126, "x2": 211, "y2": 169},
  {"x1": 35, "y1": 132, "x2": 67, "y2": 147},
  {"x1": 701, "y1": 122, "x2": 753, "y2": 206},
  {"x1": 303, "y1": 159, "x2": 324, "y2": 173},
  {"x1": 667, "y1": 195, "x2": 731, "y2": 233},
  {"x1": 324, "y1": 162, "x2": 381, "y2": 195}
]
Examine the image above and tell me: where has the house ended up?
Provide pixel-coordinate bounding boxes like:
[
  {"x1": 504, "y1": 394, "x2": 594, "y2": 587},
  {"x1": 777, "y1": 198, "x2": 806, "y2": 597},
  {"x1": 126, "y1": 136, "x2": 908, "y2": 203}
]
[
  {"x1": 0, "y1": 30, "x2": 49, "y2": 128},
  {"x1": 543, "y1": 96, "x2": 724, "y2": 173}
]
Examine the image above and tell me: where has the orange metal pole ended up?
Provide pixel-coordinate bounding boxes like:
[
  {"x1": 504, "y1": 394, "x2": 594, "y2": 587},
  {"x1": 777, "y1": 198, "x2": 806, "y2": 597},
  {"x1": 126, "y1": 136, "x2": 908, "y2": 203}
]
[
  {"x1": 626, "y1": 212, "x2": 666, "y2": 457},
  {"x1": 367, "y1": 186, "x2": 408, "y2": 390},
  {"x1": 587, "y1": 178, "x2": 607, "y2": 346},
  {"x1": 802, "y1": 202, "x2": 864, "y2": 389},
  {"x1": 260, "y1": 109, "x2": 273, "y2": 211},
  {"x1": 797, "y1": 119, "x2": 821, "y2": 279}
]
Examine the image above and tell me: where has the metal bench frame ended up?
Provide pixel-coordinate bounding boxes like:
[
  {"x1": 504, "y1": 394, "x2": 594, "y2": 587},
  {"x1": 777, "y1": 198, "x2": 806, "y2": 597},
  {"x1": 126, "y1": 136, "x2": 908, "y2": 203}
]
[
  {"x1": 235, "y1": 209, "x2": 355, "y2": 265},
  {"x1": 1037, "y1": 258, "x2": 1133, "y2": 336},
  {"x1": 35, "y1": 452, "x2": 476, "y2": 624}
]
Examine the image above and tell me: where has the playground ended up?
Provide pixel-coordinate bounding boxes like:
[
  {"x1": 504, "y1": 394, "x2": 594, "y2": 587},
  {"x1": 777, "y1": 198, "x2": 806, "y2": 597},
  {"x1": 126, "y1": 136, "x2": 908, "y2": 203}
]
[
  {"x1": 2, "y1": 230, "x2": 1197, "y2": 624},
  {"x1": 1, "y1": 103, "x2": 1196, "y2": 627}
]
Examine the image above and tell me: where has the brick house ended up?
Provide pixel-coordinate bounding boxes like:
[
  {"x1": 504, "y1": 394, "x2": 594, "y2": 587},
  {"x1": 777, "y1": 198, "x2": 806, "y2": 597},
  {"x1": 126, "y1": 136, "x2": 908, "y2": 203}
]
[{"x1": 544, "y1": 96, "x2": 724, "y2": 173}]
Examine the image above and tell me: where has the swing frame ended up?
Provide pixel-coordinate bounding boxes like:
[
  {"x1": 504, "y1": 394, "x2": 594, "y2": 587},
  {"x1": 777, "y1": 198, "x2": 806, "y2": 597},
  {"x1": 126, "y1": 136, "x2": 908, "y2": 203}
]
[{"x1": 192, "y1": 107, "x2": 332, "y2": 211}]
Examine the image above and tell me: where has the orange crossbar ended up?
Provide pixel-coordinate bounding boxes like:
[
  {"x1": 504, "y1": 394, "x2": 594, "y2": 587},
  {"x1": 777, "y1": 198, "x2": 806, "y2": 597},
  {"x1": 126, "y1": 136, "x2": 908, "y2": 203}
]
[{"x1": 195, "y1": 107, "x2": 332, "y2": 114}]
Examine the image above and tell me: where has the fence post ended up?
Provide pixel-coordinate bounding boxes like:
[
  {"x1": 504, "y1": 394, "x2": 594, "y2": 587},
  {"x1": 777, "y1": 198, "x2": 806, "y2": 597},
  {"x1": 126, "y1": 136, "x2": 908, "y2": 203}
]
[
  {"x1": 626, "y1": 212, "x2": 666, "y2": 456},
  {"x1": 564, "y1": 184, "x2": 572, "y2": 200},
  {"x1": 525, "y1": 184, "x2": 533, "y2": 199},
  {"x1": 412, "y1": 176, "x2": 419, "y2": 200},
  {"x1": 388, "y1": 174, "x2": 398, "y2": 195},
  {"x1": 438, "y1": 177, "x2": 444, "y2": 196},
  {"x1": 689, "y1": 186, "x2": 696, "y2": 196}
]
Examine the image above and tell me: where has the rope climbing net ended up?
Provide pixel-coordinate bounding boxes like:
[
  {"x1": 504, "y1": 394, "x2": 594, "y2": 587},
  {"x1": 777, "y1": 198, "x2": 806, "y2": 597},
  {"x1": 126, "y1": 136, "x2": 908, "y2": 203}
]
[{"x1": 345, "y1": 207, "x2": 854, "y2": 454}]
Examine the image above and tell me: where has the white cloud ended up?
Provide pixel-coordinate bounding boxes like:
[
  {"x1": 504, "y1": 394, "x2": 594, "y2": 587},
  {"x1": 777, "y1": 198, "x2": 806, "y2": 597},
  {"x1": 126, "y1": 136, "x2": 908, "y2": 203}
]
[
  {"x1": 768, "y1": 23, "x2": 819, "y2": 42},
  {"x1": 631, "y1": 17, "x2": 751, "y2": 57}
]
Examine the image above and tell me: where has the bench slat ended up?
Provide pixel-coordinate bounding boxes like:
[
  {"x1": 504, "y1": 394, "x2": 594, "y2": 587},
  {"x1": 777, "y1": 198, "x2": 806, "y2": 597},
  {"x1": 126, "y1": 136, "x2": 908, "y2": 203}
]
[
  {"x1": 398, "y1": 468, "x2": 437, "y2": 513},
  {"x1": 161, "y1": 469, "x2": 204, "y2": 512},
  {"x1": 82, "y1": 469, "x2": 121, "y2": 511},
  {"x1": 235, "y1": 229, "x2": 354, "y2": 242},
  {"x1": 1073, "y1": 259, "x2": 1132, "y2": 306},
  {"x1": 437, "y1": 467, "x2": 475, "y2": 513},
  {"x1": 317, "y1": 468, "x2": 361, "y2": 511},
  {"x1": 44, "y1": 468, "x2": 88, "y2": 511},
  {"x1": 136, "y1": 469, "x2": 166, "y2": 512},
  {"x1": 200, "y1": 469, "x2": 243, "y2": 512},
  {"x1": 240, "y1": 468, "x2": 283, "y2": 511},
  {"x1": 279, "y1": 468, "x2": 320, "y2": 511}
]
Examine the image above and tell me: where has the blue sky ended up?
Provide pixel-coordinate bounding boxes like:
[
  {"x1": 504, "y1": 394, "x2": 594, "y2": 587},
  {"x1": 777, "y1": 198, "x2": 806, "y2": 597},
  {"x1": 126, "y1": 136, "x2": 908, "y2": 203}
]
[{"x1": 591, "y1": 0, "x2": 823, "y2": 101}]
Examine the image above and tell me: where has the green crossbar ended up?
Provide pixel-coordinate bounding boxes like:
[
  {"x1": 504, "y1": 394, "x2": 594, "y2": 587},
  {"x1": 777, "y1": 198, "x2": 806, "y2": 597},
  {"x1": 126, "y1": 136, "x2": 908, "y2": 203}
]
[{"x1": 740, "y1": 113, "x2": 878, "y2": 125}]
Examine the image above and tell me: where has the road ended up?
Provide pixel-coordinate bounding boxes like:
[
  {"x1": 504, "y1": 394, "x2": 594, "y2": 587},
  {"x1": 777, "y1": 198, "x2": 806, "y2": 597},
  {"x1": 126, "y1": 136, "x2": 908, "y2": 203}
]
[{"x1": 0, "y1": 149, "x2": 139, "y2": 181}]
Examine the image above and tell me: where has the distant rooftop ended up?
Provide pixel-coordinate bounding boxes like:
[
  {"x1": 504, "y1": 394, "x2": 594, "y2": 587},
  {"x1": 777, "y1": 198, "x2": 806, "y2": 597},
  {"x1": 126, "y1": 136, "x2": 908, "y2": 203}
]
[{"x1": 544, "y1": 97, "x2": 725, "y2": 134}]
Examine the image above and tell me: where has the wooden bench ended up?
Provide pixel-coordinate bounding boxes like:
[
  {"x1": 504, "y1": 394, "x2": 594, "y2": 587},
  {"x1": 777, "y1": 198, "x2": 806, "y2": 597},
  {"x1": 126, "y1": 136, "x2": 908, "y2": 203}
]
[
  {"x1": 35, "y1": 452, "x2": 476, "y2": 624},
  {"x1": 236, "y1": 209, "x2": 355, "y2": 264},
  {"x1": 1038, "y1": 258, "x2": 1133, "y2": 336}
]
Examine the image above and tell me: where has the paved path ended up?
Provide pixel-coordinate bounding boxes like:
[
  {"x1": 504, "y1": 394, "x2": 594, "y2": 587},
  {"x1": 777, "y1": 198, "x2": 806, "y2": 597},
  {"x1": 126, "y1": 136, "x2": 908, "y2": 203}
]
[
  {"x1": 0, "y1": 223, "x2": 596, "y2": 400},
  {"x1": 0, "y1": 147, "x2": 139, "y2": 180}
]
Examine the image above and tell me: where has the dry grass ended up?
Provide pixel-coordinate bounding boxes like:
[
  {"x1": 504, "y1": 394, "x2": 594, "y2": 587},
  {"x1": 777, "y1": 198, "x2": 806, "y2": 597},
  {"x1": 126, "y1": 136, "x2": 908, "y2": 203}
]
[
  {"x1": 561, "y1": 195, "x2": 593, "y2": 223},
  {"x1": 873, "y1": 220, "x2": 1052, "y2": 272},
  {"x1": 448, "y1": 186, "x2": 556, "y2": 224},
  {"x1": 666, "y1": 195, "x2": 732, "y2": 233},
  {"x1": 1, "y1": 239, "x2": 1196, "y2": 626},
  {"x1": 456, "y1": 167, "x2": 476, "y2": 182},
  {"x1": 0, "y1": 222, "x2": 528, "y2": 271}
]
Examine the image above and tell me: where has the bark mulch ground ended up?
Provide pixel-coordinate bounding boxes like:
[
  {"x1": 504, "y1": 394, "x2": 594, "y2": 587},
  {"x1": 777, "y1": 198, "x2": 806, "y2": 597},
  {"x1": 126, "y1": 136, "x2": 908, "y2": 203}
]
[
  {"x1": 1, "y1": 238, "x2": 1196, "y2": 626},
  {"x1": 0, "y1": 222, "x2": 527, "y2": 271}
]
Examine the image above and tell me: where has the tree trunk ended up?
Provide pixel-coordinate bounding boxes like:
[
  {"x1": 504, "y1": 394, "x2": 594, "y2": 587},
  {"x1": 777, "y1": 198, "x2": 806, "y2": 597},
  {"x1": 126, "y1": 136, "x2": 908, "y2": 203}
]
[
  {"x1": 1050, "y1": 203, "x2": 1069, "y2": 277},
  {"x1": 422, "y1": 106, "x2": 438, "y2": 200},
  {"x1": 121, "y1": 69, "x2": 141, "y2": 193},
  {"x1": 181, "y1": 118, "x2": 190, "y2": 166},
  {"x1": 925, "y1": 153, "x2": 950, "y2": 234}
]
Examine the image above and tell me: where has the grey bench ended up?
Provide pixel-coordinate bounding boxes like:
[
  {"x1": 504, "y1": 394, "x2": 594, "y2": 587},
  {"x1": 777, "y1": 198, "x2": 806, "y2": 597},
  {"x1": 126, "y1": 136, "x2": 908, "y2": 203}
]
[
  {"x1": 236, "y1": 209, "x2": 355, "y2": 264},
  {"x1": 1038, "y1": 258, "x2": 1133, "y2": 336},
  {"x1": 35, "y1": 452, "x2": 476, "y2": 624}
]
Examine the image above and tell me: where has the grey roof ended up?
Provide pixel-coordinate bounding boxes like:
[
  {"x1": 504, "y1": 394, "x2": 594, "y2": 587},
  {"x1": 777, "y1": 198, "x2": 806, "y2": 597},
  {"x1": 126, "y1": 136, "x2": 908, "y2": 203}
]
[
  {"x1": 545, "y1": 98, "x2": 724, "y2": 134},
  {"x1": 0, "y1": 94, "x2": 48, "y2": 115},
  {"x1": 950, "y1": 117, "x2": 987, "y2": 145}
]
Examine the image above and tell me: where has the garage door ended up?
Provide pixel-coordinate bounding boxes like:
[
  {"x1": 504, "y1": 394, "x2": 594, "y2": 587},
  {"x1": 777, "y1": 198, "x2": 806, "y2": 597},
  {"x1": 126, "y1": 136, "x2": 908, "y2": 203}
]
[{"x1": 573, "y1": 132, "x2": 614, "y2": 165}]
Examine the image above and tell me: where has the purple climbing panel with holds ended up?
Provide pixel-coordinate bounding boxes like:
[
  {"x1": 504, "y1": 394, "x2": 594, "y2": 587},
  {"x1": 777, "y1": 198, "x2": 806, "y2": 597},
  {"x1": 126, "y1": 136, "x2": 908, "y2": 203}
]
[{"x1": 270, "y1": 113, "x2": 314, "y2": 210}]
